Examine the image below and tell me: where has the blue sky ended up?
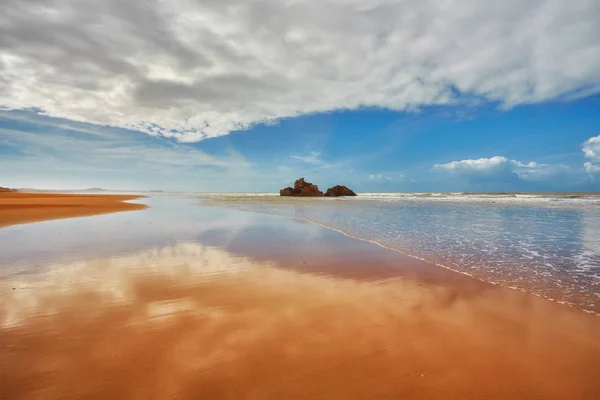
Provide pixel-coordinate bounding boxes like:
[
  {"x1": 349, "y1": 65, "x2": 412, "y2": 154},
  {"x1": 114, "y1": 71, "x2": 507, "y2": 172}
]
[
  {"x1": 2, "y1": 95, "x2": 599, "y2": 192},
  {"x1": 1, "y1": 0, "x2": 600, "y2": 192}
]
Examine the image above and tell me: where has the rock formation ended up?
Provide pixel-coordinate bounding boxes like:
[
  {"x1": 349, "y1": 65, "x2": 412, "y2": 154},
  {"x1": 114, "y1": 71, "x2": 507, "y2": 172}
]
[
  {"x1": 280, "y1": 178, "x2": 357, "y2": 197},
  {"x1": 279, "y1": 178, "x2": 323, "y2": 197},
  {"x1": 0, "y1": 186, "x2": 17, "y2": 192},
  {"x1": 324, "y1": 185, "x2": 357, "y2": 197}
]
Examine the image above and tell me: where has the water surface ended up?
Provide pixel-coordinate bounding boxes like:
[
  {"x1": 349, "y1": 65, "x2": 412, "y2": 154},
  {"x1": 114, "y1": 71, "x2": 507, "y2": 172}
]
[
  {"x1": 2, "y1": 195, "x2": 600, "y2": 399},
  {"x1": 205, "y1": 194, "x2": 600, "y2": 314}
]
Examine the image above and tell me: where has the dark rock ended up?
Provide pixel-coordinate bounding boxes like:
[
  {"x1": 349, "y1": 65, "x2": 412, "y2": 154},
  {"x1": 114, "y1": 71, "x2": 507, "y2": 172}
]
[
  {"x1": 279, "y1": 187, "x2": 294, "y2": 196},
  {"x1": 0, "y1": 186, "x2": 17, "y2": 192},
  {"x1": 279, "y1": 178, "x2": 323, "y2": 197},
  {"x1": 324, "y1": 185, "x2": 357, "y2": 197},
  {"x1": 279, "y1": 178, "x2": 356, "y2": 197}
]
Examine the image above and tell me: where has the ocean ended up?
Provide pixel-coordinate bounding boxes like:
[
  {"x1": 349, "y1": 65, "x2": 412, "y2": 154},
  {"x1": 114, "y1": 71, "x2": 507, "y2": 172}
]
[{"x1": 203, "y1": 192, "x2": 600, "y2": 315}]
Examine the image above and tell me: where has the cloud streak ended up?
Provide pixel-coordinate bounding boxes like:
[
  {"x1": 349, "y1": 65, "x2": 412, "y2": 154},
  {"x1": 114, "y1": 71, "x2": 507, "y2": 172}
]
[
  {"x1": 0, "y1": 111, "x2": 252, "y2": 190},
  {"x1": 289, "y1": 152, "x2": 323, "y2": 165},
  {"x1": 433, "y1": 156, "x2": 571, "y2": 182},
  {"x1": 369, "y1": 174, "x2": 393, "y2": 183},
  {"x1": 1, "y1": 0, "x2": 599, "y2": 142}
]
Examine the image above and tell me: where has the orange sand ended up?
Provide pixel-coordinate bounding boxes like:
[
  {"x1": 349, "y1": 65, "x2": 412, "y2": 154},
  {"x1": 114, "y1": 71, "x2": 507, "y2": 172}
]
[
  {"x1": 1, "y1": 242, "x2": 599, "y2": 399},
  {"x1": 0, "y1": 192, "x2": 147, "y2": 228}
]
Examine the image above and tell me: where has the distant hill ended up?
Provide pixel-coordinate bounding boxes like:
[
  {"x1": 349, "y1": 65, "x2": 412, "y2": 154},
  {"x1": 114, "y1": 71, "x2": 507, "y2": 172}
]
[
  {"x1": 13, "y1": 188, "x2": 110, "y2": 193},
  {"x1": 0, "y1": 186, "x2": 17, "y2": 192}
]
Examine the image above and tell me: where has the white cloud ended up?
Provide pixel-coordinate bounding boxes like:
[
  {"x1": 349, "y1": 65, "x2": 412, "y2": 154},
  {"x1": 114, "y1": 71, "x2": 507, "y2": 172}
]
[
  {"x1": 433, "y1": 156, "x2": 570, "y2": 182},
  {"x1": 582, "y1": 135, "x2": 600, "y2": 162},
  {"x1": 584, "y1": 162, "x2": 600, "y2": 174},
  {"x1": 583, "y1": 135, "x2": 600, "y2": 176},
  {"x1": 1, "y1": 0, "x2": 599, "y2": 142}
]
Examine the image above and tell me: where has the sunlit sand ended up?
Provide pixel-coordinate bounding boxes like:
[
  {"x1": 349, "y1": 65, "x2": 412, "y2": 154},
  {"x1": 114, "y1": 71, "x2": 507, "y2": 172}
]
[{"x1": 0, "y1": 192, "x2": 147, "y2": 228}]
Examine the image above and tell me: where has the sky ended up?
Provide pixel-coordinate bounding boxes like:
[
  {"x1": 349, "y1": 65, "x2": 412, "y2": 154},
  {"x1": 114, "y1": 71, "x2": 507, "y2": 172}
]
[{"x1": 1, "y1": 0, "x2": 600, "y2": 192}]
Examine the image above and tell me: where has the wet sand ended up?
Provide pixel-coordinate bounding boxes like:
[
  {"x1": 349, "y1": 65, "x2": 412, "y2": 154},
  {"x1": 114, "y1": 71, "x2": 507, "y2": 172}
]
[
  {"x1": 0, "y1": 192, "x2": 147, "y2": 227},
  {"x1": 1, "y1": 203, "x2": 600, "y2": 399}
]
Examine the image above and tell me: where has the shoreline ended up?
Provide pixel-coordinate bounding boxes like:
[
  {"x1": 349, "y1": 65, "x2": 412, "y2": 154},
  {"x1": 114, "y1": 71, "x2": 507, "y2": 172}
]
[
  {"x1": 283, "y1": 214, "x2": 600, "y2": 317},
  {"x1": 0, "y1": 192, "x2": 148, "y2": 228},
  {"x1": 200, "y1": 196, "x2": 600, "y2": 316}
]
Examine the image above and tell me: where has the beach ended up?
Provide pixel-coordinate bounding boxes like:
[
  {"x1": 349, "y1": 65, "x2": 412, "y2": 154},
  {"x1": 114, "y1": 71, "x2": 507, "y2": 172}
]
[
  {"x1": 1, "y1": 194, "x2": 600, "y2": 399},
  {"x1": 3, "y1": 0, "x2": 600, "y2": 397},
  {"x1": 0, "y1": 192, "x2": 147, "y2": 228}
]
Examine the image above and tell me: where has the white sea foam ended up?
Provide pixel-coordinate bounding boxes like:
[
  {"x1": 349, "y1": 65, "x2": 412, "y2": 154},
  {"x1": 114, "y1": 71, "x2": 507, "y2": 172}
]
[
  {"x1": 353, "y1": 192, "x2": 600, "y2": 208},
  {"x1": 192, "y1": 191, "x2": 600, "y2": 208}
]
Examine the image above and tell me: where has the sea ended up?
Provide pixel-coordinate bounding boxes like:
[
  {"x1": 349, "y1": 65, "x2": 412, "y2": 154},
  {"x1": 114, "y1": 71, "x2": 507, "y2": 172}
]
[{"x1": 201, "y1": 192, "x2": 600, "y2": 315}]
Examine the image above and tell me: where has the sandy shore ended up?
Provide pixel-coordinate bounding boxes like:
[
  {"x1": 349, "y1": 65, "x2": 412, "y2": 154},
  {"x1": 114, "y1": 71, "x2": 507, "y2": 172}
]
[
  {"x1": 0, "y1": 192, "x2": 147, "y2": 227},
  {"x1": 1, "y1": 201, "x2": 599, "y2": 399}
]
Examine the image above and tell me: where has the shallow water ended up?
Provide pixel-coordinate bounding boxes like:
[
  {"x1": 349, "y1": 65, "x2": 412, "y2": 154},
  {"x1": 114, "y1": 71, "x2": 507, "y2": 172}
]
[
  {"x1": 0, "y1": 196, "x2": 355, "y2": 275},
  {"x1": 205, "y1": 195, "x2": 600, "y2": 314}
]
